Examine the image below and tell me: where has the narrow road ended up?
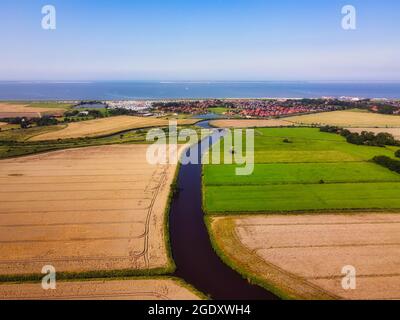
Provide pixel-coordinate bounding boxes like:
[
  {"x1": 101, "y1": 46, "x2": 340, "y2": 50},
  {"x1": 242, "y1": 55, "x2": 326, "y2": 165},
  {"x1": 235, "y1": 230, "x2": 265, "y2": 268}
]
[{"x1": 169, "y1": 121, "x2": 278, "y2": 300}]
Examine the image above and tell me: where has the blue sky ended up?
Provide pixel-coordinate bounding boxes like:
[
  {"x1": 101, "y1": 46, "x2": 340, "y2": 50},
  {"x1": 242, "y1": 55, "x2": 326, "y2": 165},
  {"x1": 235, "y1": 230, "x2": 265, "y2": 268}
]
[{"x1": 0, "y1": 0, "x2": 399, "y2": 80}]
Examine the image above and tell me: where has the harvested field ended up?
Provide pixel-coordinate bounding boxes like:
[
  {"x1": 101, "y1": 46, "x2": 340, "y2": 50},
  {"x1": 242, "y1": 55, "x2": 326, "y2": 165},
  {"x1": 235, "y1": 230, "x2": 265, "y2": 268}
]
[
  {"x1": 0, "y1": 122, "x2": 7, "y2": 128},
  {"x1": 31, "y1": 116, "x2": 198, "y2": 141},
  {"x1": 0, "y1": 103, "x2": 65, "y2": 119},
  {"x1": 0, "y1": 278, "x2": 201, "y2": 300},
  {"x1": 210, "y1": 214, "x2": 400, "y2": 300},
  {"x1": 210, "y1": 119, "x2": 293, "y2": 128},
  {"x1": 0, "y1": 144, "x2": 181, "y2": 275},
  {"x1": 285, "y1": 110, "x2": 400, "y2": 127},
  {"x1": 347, "y1": 127, "x2": 400, "y2": 140}
]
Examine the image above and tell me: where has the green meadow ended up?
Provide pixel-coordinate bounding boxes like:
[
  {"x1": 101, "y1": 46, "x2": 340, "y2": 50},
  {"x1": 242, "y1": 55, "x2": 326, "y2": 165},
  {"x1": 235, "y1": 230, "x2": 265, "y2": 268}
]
[
  {"x1": 203, "y1": 128, "x2": 400, "y2": 213},
  {"x1": 208, "y1": 106, "x2": 229, "y2": 115}
]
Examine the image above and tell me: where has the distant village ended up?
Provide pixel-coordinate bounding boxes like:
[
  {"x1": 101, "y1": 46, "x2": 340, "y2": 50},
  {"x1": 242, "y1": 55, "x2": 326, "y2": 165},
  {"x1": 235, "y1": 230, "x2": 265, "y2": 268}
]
[
  {"x1": 2, "y1": 98, "x2": 400, "y2": 129},
  {"x1": 102, "y1": 98, "x2": 400, "y2": 119}
]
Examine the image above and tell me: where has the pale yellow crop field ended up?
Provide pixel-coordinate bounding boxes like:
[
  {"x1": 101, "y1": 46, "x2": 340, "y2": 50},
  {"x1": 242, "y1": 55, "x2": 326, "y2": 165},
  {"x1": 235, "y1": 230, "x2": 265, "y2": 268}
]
[
  {"x1": 0, "y1": 279, "x2": 201, "y2": 300},
  {"x1": 0, "y1": 144, "x2": 181, "y2": 275},
  {"x1": 285, "y1": 110, "x2": 400, "y2": 127},
  {"x1": 31, "y1": 116, "x2": 198, "y2": 141},
  {"x1": 0, "y1": 103, "x2": 65, "y2": 119},
  {"x1": 210, "y1": 214, "x2": 400, "y2": 300}
]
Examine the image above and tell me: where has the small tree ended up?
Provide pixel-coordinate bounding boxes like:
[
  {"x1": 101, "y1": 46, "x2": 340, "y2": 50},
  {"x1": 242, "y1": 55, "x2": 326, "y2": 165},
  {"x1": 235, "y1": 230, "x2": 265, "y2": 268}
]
[{"x1": 395, "y1": 150, "x2": 400, "y2": 158}]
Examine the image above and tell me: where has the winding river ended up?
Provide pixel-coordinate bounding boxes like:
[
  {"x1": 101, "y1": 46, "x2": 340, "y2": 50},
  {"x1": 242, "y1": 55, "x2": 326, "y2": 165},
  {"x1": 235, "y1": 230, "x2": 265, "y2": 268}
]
[{"x1": 169, "y1": 121, "x2": 278, "y2": 300}]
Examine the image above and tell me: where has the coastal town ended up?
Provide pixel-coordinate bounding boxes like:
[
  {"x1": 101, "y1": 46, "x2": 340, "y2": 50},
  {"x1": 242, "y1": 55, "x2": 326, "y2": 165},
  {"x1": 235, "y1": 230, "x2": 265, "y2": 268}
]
[
  {"x1": 95, "y1": 98, "x2": 400, "y2": 118},
  {"x1": 107, "y1": 98, "x2": 400, "y2": 118},
  {"x1": 1, "y1": 98, "x2": 400, "y2": 126}
]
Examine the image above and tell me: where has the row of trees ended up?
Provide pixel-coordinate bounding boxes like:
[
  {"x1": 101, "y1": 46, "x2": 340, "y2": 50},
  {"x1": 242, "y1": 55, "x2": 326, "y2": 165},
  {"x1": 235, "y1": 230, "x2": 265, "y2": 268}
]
[
  {"x1": 64, "y1": 109, "x2": 105, "y2": 122},
  {"x1": 64, "y1": 109, "x2": 104, "y2": 118},
  {"x1": 74, "y1": 100, "x2": 104, "y2": 106},
  {"x1": 373, "y1": 156, "x2": 400, "y2": 174},
  {"x1": 2, "y1": 107, "x2": 140, "y2": 130},
  {"x1": 108, "y1": 108, "x2": 138, "y2": 116},
  {"x1": 320, "y1": 126, "x2": 399, "y2": 147},
  {"x1": 3, "y1": 110, "x2": 104, "y2": 128},
  {"x1": 64, "y1": 108, "x2": 140, "y2": 120},
  {"x1": 376, "y1": 105, "x2": 398, "y2": 115},
  {"x1": 2, "y1": 116, "x2": 58, "y2": 128}
]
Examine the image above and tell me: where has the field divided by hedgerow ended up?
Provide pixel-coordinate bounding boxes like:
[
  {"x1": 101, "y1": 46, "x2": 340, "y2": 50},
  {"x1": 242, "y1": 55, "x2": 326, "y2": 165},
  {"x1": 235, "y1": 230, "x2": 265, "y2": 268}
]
[{"x1": 203, "y1": 128, "x2": 400, "y2": 213}]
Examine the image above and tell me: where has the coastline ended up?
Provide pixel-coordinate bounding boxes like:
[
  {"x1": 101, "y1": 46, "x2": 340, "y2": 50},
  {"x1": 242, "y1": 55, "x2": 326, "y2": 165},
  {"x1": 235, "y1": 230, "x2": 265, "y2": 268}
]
[{"x1": 1, "y1": 81, "x2": 400, "y2": 100}]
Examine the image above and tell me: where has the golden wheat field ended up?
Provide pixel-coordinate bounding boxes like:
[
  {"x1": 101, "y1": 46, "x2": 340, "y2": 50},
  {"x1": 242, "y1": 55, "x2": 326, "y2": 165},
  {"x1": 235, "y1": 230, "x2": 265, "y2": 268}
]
[
  {"x1": 0, "y1": 103, "x2": 65, "y2": 119},
  {"x1": 285, "y1": 110, "x2": 400, "y2": 127},
  {"x1": 0, "y1": 279, "x2": 201, "y2": 300},
  {"x1": 0, "y1": 144, "x2": 182, "y2": 275},
  {"x1": 210, "y1": 214, "x2": 400, "y2": 300},
  {"x1": 30, "y1": 116, "x2": 198, "y2": 141},
  {"x1": 209, "y1": 110, "x2": 400, "y2": 129}
]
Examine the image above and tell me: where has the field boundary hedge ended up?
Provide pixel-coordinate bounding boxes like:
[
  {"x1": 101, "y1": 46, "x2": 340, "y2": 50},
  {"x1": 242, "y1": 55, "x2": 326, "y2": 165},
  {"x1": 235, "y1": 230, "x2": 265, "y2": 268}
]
[{"x1": 373, "y1": 155, "x2": 400, "y2": 174}]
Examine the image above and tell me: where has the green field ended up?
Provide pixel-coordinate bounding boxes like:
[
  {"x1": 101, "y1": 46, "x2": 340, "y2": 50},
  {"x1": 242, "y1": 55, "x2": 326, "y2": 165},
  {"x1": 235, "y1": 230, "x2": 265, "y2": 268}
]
[
  {"x1": 203, "y1": 128, "x2": 400, "y2": 213},
  {"x1": 208, "y1": 106, "x2": 229, "y2": 115},
  {"x1": 28, "y1": 102, "x2": 74, "y2": 109},
  {"x1": 204, "y1": 162, "x2": 400, "y2": 185},
  {"x1": 207, "y1": 127, "x2": 397, "y2": 163}
]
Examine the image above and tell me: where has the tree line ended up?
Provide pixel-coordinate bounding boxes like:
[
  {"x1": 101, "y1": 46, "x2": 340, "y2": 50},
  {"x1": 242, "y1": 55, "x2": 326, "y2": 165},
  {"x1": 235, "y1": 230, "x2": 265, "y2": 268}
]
[
  {"x1": 320, "y1": 126, "x2": 399, "y2": 147},
  {"x1": 373, "y1": 156, "x2": 400, "y2": 174},
  {"x1": 1, "y1": 116, "x2": 58, "y2": 128}
]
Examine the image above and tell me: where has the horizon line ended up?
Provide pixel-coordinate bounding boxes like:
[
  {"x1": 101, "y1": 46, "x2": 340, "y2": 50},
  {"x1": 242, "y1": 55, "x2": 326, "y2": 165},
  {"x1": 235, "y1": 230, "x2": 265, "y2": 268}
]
[{"x1": 1, "y1": 80, "x2": 400, "y2": 83}]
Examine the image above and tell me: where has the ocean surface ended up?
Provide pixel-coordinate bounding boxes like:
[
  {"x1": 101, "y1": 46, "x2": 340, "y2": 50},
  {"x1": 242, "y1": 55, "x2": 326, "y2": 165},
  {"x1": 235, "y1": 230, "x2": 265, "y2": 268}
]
[{"x1": 0, "y1": 81, "x2": 399, "y2": 100}]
